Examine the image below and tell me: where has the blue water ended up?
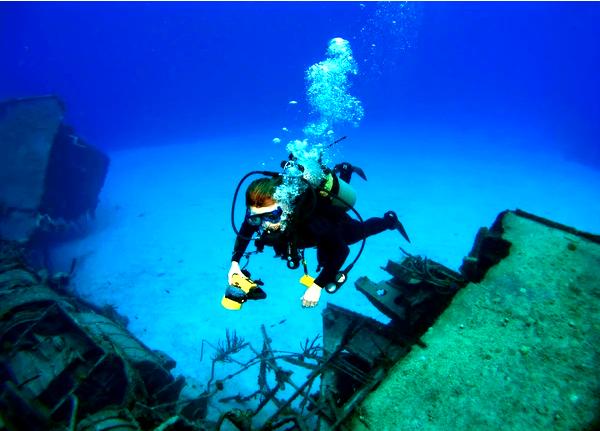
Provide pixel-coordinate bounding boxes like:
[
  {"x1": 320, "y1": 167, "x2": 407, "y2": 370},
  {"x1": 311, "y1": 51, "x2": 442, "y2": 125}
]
[
  {"x1": 3, "y1": 2, "x2": 600, "y2": 427},
  {"x1": 2, "y1": 2, "x2": 599, "y2": 165}
]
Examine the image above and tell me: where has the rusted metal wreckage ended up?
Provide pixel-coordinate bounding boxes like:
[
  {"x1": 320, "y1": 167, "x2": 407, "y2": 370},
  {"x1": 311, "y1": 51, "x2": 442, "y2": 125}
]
[
  {"x1": 0, "y1": 96, "x2": 109, "y2": 243},
  {"x1": 0, "y1": 241, "x2": 191, "y2": 430}
]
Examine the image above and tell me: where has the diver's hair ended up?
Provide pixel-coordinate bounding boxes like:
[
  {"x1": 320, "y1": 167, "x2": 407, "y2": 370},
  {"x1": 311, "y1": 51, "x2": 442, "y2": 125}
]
[{"x1": 246, "y1": 176, "x2": 283, "y2": 208}]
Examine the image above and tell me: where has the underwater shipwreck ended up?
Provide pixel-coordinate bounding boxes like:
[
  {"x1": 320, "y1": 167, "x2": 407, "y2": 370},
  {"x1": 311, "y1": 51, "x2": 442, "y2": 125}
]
[{"x1": 1, "y1": 96, "x2": 599, "y2": 431}]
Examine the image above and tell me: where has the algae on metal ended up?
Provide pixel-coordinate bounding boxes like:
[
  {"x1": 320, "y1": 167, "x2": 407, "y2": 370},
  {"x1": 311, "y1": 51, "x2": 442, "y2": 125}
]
[{"x1": 349, "y1": 211, "x2": 600, "y2": 431}]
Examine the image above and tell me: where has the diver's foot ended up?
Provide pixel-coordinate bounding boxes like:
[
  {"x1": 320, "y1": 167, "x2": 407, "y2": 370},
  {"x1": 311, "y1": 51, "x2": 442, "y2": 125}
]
[
  {"x1": 384, "y1": 211, "x2": 411, "y2": 243},
  {"x1": 334, "y1": 162, "x2": 367, "y2": 183}
]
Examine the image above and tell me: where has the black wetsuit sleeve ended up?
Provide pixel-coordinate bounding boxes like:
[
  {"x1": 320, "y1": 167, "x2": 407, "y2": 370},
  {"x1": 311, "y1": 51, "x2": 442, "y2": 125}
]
[{"x1": 232, "y1": 221, "x2": 257, "y2": 262}]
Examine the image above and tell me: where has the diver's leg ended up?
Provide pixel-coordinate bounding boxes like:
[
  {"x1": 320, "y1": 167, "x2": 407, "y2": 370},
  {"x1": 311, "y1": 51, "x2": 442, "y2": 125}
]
[
  {"x1": 342, "y1": 212, "x2": 410, "y2": 244},
  {"x1": 342, "y1": 217, "x2": 391, "y2": 245}
]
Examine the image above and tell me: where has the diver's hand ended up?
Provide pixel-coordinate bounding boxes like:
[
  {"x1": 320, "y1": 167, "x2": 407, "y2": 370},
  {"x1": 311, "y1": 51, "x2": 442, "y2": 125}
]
[
  {"x1": 301, "y1": 282, "x2": 322, "y2": 308},
  {"x1": 228, "y1": 261, "x2": 241, "y2": 285}
]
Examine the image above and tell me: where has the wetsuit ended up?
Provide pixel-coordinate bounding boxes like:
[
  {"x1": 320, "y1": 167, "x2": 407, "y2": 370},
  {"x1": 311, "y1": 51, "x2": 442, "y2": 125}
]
[{"x1": 231, "y1": 196, "x2": 395, "y2": 287}]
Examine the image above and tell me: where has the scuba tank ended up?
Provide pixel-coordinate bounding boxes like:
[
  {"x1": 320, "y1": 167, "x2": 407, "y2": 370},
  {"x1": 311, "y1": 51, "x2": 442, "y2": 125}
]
[
  {"x1": 281, "y1": 148, "x2": 360, "y2": 212},
  {"x1": 318, "y1": 170, "x2": 356, "y2": 210}
]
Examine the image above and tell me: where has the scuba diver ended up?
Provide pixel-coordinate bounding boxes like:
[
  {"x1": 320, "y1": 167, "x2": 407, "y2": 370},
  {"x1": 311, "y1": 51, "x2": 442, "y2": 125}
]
[{"x1": 223, "y1": 158, "x2": 411, "y2": 310}]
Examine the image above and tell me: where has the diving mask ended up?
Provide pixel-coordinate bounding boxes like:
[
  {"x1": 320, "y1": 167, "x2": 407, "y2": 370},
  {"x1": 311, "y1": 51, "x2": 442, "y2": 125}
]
[{"x1": 246, "y1": 206, "x2": 283, "y2": 226}]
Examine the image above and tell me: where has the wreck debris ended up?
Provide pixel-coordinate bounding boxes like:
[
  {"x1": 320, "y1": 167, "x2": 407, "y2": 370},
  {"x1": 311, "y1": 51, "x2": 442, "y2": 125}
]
[
  {"x1": 347, "y1": 209, "x2": 600, "y2": 431},
  {"x1": 199, "y1": 306, "x2": 412, "y2": 431},
  {"x1": 356, "y1": 247, "x2": 468, "y2": 335},
  {"x1": 317, "y1": 304, "x2": 411, "y2": 430},
  {"x1": 0, "y1": 96, "x2": 109, "y2": 243},
  {"x1": 204, "y1": 325, "x2": 322, "y2": 430},
  {"x1": 0, "y1": 240, "x2": 207, "y2": 430},
  {"x1": 459, "y1": 211, "x2": 512, "y2": 283}
]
